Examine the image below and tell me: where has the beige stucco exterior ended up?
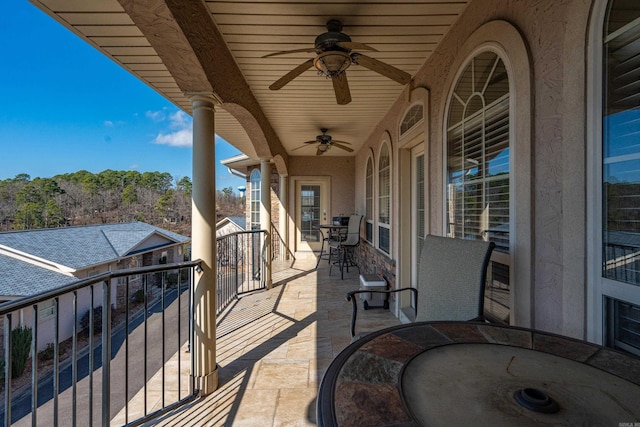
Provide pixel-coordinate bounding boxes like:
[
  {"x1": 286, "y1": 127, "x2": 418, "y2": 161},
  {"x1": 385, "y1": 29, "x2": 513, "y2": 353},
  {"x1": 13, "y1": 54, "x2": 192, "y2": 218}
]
[{"x1": 29, "y1": 0, "x2": 640, "y2": 369}]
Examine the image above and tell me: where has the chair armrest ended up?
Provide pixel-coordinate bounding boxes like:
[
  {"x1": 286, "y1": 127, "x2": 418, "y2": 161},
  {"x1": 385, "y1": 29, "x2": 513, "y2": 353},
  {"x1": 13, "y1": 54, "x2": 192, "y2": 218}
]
[{"x1": 345, "y1": 287, "x2": 418, "y2": 338}]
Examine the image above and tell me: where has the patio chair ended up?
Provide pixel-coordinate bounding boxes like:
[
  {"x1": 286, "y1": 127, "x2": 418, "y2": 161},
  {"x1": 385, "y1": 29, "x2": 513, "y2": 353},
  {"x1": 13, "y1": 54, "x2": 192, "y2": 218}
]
[
  {"x1": 345, "y1": 234, "x2": 496, "y2": 338},
  {"x1": 329, "y1": 214, "x2": 363, "y2": 279}
]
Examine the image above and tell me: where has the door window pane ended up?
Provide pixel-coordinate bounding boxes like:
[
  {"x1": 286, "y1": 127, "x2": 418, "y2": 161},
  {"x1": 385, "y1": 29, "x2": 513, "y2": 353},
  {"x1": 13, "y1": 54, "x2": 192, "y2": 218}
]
[{"x1": 300, "y1": 185, "x2": 321, "y2": 242}]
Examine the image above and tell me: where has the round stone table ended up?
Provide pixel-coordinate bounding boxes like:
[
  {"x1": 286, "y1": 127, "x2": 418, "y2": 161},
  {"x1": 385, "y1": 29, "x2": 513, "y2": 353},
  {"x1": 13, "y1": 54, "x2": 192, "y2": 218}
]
[{"x1": 316, "y1": 321, "x2": 640, "y2": 426}]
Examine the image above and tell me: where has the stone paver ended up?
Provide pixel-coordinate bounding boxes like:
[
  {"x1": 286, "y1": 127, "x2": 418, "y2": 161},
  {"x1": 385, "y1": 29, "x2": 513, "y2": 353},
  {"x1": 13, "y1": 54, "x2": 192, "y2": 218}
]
[{"x1": 131, "y1": 258, "x2": 401, "y2": 426}]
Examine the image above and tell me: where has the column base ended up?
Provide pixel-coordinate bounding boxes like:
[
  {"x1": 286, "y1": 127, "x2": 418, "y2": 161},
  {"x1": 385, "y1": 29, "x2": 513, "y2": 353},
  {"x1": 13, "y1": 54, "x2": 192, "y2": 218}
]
[{"x1": 195, "y1": 364, "x2": 219, "y2": 396}]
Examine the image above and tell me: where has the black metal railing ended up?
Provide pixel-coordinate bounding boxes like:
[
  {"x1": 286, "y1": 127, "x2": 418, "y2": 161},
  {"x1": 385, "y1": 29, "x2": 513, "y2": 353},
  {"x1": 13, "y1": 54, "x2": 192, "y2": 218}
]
[
  {"x1": 605, "y1": 242, "x2": 640, "y2": 285},
  {"x1": 0, "y1": 229, "x2": 281, "y2": 426},
  {"x1": 271, "y1": 223, "x2": 295, "y2": 270},
  {"x1": 216, "y1": 230, "x2": 268, "y2": 315},
  {"x1": 0, "y1": 261, "x2": 200, "y2": 427}
]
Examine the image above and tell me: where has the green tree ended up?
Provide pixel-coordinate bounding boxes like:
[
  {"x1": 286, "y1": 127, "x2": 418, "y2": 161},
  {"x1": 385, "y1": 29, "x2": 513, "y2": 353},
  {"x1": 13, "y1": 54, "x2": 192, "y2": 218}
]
[
  {"x1": 44, "y1": 199, "x2": 64, "y2": 227},
  {"x1": 14, "y1": 201, "x2": 43, "y2": 229},
  {"x1": 155, "y1": 190, "x2": 175, "y2": 216},
  {"x1": 177, "y1": 176, "x2": 192, "y2": 197},
  {"x1": 122, "y1": 184, "x2": 138, "y2": 205}
]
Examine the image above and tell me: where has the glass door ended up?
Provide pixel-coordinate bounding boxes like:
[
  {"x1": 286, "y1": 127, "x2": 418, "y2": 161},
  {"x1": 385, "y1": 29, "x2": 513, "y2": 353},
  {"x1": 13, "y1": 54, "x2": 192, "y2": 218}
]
[{"x1": 295, "y1": 179, "x2": 329, "y2": 252}]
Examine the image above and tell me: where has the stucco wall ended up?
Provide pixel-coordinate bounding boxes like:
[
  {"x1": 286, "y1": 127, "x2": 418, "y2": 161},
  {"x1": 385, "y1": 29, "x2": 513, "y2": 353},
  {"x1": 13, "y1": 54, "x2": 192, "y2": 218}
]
[
  {"x1": 353, "y1": 0, "x2": 593, "y2": 338},
  {"x1": 289, "y1": 156, "x2": 357, "y2": 217}
]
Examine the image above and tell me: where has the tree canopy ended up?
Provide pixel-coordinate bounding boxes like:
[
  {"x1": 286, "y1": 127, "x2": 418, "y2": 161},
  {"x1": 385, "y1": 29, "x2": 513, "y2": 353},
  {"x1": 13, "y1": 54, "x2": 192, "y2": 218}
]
[{"x1": 0, "y1": 171, "x2": 245, "y2": 235}]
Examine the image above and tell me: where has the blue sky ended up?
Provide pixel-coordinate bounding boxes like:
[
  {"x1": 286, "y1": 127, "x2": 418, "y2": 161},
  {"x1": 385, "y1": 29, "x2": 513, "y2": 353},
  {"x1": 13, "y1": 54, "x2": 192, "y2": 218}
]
[{"x1": 0, "y1": 2, "x2": 245, "y2": 192}]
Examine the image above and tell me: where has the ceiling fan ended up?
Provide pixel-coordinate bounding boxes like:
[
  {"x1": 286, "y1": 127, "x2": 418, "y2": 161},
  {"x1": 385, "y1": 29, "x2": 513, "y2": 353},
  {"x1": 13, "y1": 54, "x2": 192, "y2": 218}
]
[
  {"x1": 292, "y1": 128, "x2": 354, "y2": 156},
  {"x1": 263, "y1": 19, "x2": 411, "y2": 105}
]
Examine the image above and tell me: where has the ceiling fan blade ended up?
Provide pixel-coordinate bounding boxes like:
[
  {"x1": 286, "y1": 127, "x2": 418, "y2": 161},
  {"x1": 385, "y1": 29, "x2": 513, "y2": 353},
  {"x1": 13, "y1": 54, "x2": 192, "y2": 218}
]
[
  {"x1": 331, "y1": 139, "x2": 352, "y2": 145},
  {"x1": 316, "y1": 147, "x2": 325, "y2": 156},
  {"x1": 332, "y1": 73, "x2": 352, "y2": 105},
  {"x1": 353, "y1": 54, "x2": 411, "y2": 85},
  {"x1": 337, "y1": 41, "x2": 378, "y2": 52},
  {"x1": 269, "y1": 59, "x2": 315, "y2": 90},
  {"x1": 262, "y1": 47, "x2": 317, "y2": 58},
  {"x1": 332, "y1": 142, "x2": 354, "y2": 152},
  {"x1": 291, "y1": 144, "x2": 312, "y2": 152}
]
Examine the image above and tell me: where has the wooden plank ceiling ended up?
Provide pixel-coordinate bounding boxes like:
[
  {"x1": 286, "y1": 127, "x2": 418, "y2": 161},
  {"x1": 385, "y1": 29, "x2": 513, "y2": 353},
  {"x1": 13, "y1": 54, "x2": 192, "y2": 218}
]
[{"x1": 31, "y1": 0, "x2": 468, "y2": 159}]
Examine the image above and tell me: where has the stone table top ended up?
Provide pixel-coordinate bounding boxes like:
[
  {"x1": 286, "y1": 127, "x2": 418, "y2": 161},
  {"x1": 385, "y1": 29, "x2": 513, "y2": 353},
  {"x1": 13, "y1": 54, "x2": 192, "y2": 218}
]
[{"x1": 316, "y1": 321, "x2": 640, "y2": 426}]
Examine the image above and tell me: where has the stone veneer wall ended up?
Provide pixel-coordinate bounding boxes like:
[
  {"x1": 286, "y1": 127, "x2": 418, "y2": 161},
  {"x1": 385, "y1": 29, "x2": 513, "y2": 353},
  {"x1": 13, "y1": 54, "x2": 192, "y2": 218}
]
[{"x1": 356, "y1": 240, "x2": 396, "y2": 290}]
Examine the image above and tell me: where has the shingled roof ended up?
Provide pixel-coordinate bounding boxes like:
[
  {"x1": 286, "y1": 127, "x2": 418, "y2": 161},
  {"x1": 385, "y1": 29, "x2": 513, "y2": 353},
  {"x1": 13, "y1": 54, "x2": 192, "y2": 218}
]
[
  {"x1": 0, "y1": 222, "x2": 190, "y2": 298},
  {"x1": 0, "y1": 222, "x2": 189, "y2": 270},
  {"x1": 0, "y1": 255, "x2": 78, "y2": 298}
]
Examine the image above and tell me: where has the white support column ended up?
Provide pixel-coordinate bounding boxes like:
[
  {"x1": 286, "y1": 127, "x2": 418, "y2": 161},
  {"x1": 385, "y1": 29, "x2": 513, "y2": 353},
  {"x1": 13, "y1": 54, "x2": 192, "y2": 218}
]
[
  {"x1": 190, "y1": 94, "x2": 218, "y2": 395},
  {"x1": 261, "y1": 159, "x2": 273, "y2": 289}
]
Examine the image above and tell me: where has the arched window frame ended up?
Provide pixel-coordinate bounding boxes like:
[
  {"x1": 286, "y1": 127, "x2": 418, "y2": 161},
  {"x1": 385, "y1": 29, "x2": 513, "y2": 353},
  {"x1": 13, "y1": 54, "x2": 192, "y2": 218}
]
[
  {"x1": 377, "y1": 140, "x2": 392, "y2": 255},
  {"x1": 439, "y1": 20, "x2": 532, "y2": 327},
  {"x1": 365, "y1": 153, "x2": 375, "y2": 244},
  {"x1": 250, "y1": 169, "x2": 261, "y2": 230},
  {"x1": 400, "y1": 103, "x2": 425, "y2": 141},
  {"x1": 587, "y1": 0, "x2": 640, "y2": 352},
  {"x1": 444, "y1": 49, "x2": 510, "y2": 245}
]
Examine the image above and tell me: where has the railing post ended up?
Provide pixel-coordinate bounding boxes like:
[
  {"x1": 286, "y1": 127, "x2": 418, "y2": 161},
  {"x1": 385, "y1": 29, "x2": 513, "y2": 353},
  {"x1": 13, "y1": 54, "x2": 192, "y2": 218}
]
[
  {"x1": 4, "y1": 313, "x2": 12, "y2": 427},
  {"x1": 102, "y1": 279, "x2": 111, "y2": 426},
  {"x1": 237, "y1": 234, "x2": 241, "y2": 293}
]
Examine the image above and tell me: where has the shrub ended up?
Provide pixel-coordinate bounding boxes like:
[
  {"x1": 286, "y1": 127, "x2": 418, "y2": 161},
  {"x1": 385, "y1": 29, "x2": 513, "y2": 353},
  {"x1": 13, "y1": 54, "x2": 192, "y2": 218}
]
[
  {"x1": 166, "y1": 273, "x2": 178, "y2": 288},
  {"x1": 0, "y1": 358, "x2": 5, "y2": 383},
  {"x1": 81, "y1": 306, "x2": 104, "y2": 335},
  {"x1": 180, "y1": 268, "x2": 190, "y2": 283},
  {"x1": 133, "y1": 289, "x2": 145, "y2": 303},
  {"x1": 11, "y1": 326, "x2": 32, "y2": 378},
  {"x1": 40, "y1": 343, "x2": 56, "y2": 361}
]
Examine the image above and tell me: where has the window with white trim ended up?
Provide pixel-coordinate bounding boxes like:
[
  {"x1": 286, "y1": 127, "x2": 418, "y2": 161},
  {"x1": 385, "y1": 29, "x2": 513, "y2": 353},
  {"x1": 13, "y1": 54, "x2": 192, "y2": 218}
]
[
  {"x1": 601, "y1": 1, "x2": 640, "y2": 355},
  {"x1": 38, "y1": 298, "x2": 55, "y2": 321},
  {"x1": 446, "y1": 50, "x2": 511, "y2": 323},
  {"x1": 378, "y1": 143, "x2": 391, "y2": 254},
  {"x1": 250, "y1": 169, "x2": 261, "y2": 230},
  {"x1": 365, "y1": 156, "x2": 374, "y2": 243}
]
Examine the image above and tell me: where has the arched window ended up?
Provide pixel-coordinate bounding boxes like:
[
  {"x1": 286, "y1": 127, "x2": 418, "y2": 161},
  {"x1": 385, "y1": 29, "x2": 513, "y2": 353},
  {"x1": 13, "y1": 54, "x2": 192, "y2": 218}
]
[
  {"x1": 446, "y1": 51, "x2": 510, "y2": 246},
  {"x1": 446, "y1": 50, "x2": 511, "y2": 323},
  {"x1": 250, "y1": 169, "x2": 261, "y2": 230},
  {"x1": 365, "y1": 156, "x2": 374, "y2": 243},
  {"x1": 400, "y1": 104, "x2": 424, "y2": 137},
  {"x1": 378, "y1": 143, "x2": 391, "y2": 254},
  {"x1": 596, "y1": 0, "x2": 640, "y2": 355}
]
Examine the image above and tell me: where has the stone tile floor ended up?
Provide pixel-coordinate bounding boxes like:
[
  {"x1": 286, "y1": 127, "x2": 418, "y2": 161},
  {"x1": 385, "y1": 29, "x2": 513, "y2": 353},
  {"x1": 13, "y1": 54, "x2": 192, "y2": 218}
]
[{"x1": 130, "y1": 257, "x2": 401, "y2": 426}]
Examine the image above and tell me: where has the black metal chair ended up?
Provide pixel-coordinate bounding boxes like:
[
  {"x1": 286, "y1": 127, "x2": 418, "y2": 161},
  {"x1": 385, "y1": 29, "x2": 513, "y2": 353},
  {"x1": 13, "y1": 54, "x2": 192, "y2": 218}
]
[
  {"x1": 345, "y1": 234, "x2": 495, "y2": 338},
  {"x1": 329, "y1": 214, "x2": 363, "y2": 279}
]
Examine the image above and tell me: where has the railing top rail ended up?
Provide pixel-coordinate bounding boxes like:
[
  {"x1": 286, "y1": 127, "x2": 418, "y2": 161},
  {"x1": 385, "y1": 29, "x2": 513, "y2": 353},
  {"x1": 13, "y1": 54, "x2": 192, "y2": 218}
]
[
  {"x1": 0, "y1": 259, "x2": 202, "y2": 315},
  {"x1": 216, "y1": 229, "x2": 267, "y2": 242}
]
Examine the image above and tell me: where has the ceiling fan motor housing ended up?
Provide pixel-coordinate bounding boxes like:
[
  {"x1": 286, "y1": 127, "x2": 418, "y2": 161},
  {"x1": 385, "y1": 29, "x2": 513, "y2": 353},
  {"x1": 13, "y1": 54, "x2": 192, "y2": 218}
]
[{"x1": 314, "y1": 30, "x2": 351, "y2": 51}]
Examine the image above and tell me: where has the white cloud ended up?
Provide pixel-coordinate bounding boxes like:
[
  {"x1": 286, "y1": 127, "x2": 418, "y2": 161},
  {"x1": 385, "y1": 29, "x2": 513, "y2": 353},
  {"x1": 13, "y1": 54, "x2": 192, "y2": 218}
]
[
  {"x1": 154, "y1": 128, "x2": 193, "y2": 147},
  {"x1": 169, "y1": 111, "x2": 190, "y2": 129},
  {"x1": 152, "y1": 109, "x2": 193, "y2": 147},
  {"x1": 129, "y1": 164, "x2": 140, "y2": 170},
  {"x1": 104, "y1": 120, "x2": 114, "y2": 127},
  {"x1": 145, "y1": 110, "x2": 165, "y2": 122}
]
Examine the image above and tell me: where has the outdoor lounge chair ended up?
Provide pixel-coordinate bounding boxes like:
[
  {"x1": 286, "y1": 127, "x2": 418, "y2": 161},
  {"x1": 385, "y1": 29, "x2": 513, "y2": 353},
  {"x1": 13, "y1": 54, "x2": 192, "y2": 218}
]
[{"x1": 345, "y1": 234, "x2": 496, "y2": 338}]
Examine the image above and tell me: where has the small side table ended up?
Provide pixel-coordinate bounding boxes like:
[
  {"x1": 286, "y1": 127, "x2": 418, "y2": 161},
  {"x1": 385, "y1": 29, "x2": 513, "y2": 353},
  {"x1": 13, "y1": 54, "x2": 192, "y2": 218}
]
[{"x1": 358, "y1": 274, "x2": 389, "y2": 310}]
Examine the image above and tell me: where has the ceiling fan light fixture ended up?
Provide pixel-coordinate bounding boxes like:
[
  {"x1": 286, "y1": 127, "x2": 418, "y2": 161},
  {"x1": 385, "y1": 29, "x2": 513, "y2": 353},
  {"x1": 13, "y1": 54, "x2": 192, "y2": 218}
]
[
  {"x1": 314, "y1": 51, "x2": 351, "y2": 78},
  {"x1": 318, "y1": 144, "x2": 329, "y2": 152}
]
